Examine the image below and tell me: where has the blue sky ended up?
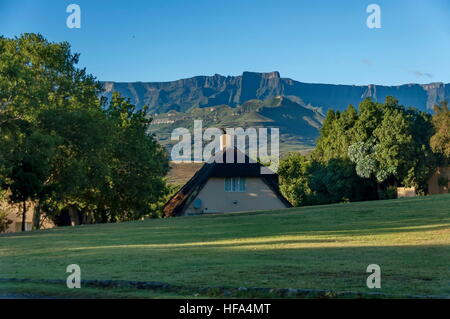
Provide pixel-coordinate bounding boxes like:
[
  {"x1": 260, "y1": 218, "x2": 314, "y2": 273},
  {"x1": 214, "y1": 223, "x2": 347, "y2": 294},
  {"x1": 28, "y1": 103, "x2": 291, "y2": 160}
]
[{"x1": 1, "y1": 0, "x2": 449, "y2": 85}]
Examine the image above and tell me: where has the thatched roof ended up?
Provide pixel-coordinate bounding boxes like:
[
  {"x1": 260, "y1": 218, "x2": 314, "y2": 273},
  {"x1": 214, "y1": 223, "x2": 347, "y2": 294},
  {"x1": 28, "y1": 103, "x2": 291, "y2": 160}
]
[{"x1": 163, "y1": 148, "x2": 292, "y2": 217}]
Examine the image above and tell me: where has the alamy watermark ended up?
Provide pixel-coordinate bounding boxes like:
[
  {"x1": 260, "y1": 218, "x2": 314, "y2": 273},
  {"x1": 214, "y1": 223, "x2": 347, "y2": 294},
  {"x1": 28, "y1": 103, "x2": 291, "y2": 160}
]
[
  {"x1": 170, "y1": 120, "x2": 279, "y2": 174},
  {"x1": 66, "y1": 264, "x2": 81, "y2": 288},
  {"x1": 366, "y1": 4, "x2": 381, "y2": 29},
  {"x1": 366, "y1": 264, "x2": 381, "y2": 288},
  {"x1": 64, "y1": 4, "x2": 381, "y2": 30},
  {"x1": 66, "y1": 4, "x2": 81, "y2": 29}
]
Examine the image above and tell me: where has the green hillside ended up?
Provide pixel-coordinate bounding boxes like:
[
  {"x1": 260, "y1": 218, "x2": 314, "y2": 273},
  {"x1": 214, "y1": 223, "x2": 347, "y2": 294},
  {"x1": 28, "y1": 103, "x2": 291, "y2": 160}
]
[
  {"x1": 1, "y1": 194, "x2": 449, "y2": 298},
  {"x1": 148, "y1": 96, "x2": 324, "y2": 154}
]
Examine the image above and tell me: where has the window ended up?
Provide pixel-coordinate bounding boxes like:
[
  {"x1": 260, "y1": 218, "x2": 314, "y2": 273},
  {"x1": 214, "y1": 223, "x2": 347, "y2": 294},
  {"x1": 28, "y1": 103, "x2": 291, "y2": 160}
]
[{"x1": 225, "y1": 177, "x2": 246, "y2": 192}]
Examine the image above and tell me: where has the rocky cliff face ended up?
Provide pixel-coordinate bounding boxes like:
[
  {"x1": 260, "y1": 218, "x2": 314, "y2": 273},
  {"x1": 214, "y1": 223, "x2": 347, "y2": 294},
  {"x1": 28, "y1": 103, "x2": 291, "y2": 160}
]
[{"x1": 102, "y1": 72, "x2": 449, "y2": 113}]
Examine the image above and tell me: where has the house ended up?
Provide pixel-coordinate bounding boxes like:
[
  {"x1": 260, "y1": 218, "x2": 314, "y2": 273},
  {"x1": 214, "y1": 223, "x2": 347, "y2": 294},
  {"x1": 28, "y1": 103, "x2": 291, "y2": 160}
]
[
  {"x1": 397, "y1": 166, "x2": 449, "y2": 198},
  {"x1": 428, "y1": 166, "x2": 450, "y2": 195},
  {"x1": 0, "y1": 200, "x2": 54, "y2": 233},
  {"x1": 163, "y1": 133, "x2": 292, "y2": 217}
]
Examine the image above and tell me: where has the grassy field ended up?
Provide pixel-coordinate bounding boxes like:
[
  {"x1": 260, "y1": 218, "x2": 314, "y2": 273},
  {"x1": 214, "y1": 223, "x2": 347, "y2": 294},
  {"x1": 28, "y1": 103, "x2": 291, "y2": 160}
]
[{"x1": 1, "y1": 194, "x2": 449, "y2": 298}]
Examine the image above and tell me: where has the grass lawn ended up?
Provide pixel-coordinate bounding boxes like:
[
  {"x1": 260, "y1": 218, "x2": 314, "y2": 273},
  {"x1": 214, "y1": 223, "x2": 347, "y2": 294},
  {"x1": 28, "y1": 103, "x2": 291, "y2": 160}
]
[
  {"x1": 0, "y1": 281, "x2": 191, "y2": 299},
  {"x1": 1, "y1": 194, "x2": 449, "y2": 298}
]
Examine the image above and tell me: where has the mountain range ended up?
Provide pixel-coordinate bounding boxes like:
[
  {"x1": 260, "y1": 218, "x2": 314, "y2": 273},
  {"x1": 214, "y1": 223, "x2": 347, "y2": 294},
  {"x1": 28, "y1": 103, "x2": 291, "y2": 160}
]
[
  {"x1": 102, "y1": 72, "x2": 449, "y2": 153},
  {"x1": 102, "y1": 71, "x2": 449, "y2": 114}
]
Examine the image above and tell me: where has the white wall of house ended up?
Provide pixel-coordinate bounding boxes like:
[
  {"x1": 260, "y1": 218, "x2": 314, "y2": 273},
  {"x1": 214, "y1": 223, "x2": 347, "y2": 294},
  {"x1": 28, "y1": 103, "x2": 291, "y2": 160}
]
[
  {"x1": 1, "y1": 200, "x2": 54, "y2": 233},
  {"x1": 1, "y1": 202, "x2": 34, "y2": 233},
  {"x1": 183, "y1": 177, "x2": 287, "y2": 215},
  {"x1": 428, "y1": 166, "x2": 449, "y2": 195}
]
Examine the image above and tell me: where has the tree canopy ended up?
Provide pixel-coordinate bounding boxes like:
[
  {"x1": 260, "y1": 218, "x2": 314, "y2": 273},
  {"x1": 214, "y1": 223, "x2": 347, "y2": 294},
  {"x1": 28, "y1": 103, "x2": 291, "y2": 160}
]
[
  {"x1": 430, "y1": 101, "x2": 450, "y2": 161},
  {"x1": 0, "y1": 34, "x2": 169, "y2": 230},
  {"x1": 280, "y1": 96, "x2": 439, "y2": 206}
]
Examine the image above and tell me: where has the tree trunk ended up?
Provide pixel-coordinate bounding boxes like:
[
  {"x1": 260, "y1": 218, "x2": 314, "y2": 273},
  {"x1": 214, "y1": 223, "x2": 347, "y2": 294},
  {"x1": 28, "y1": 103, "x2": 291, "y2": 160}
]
[
  {"x1": 101, "y1": 210, "x2": 108, "y2": 223},
  {"x1": 33, "y1": 203, "x2": 41, "y2": 230},
  {"x1": 376, "y1": 183, "x2": 382, "y2": 200},
  {"x1": 21, "y1": 201, "x2": 27, "y2": 232},
  {"x1": 68, "y1": 205, "x2": 80, "y2": 226}
]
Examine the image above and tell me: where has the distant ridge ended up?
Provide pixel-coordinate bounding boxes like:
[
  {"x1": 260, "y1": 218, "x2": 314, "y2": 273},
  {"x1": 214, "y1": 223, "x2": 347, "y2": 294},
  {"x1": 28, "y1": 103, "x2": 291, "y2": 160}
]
[{"x1": 102, "y1": 71, "x2": 450, "y2": 114}]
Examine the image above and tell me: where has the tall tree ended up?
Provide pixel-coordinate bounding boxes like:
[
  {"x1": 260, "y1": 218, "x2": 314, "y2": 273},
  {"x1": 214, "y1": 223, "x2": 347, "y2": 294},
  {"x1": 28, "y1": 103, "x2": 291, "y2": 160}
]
[
  {"x1": 430, "y1": 101, "x2": 450, "y2": 161},
  {"x1": 314, "y1": 104, "x2": 358, "y2": 162},
  {"x1": 308, "y1": 96, "x2": 436, "y2": 201},
  {"x1": 1, "y1": 34, "x2": 170, "y2": 229},
  {"x1": 36, "y1": 106, "x2": 113, "y2": 224},
  {"x1": 100, "y1": 93, "x2": 169, "y2": 221},
  {"x1": 0, "y1": 34, "x2": 102, "y2": 230},
  {"x1": 348, "y1": 98, "x2": 436, "y2": 193}
]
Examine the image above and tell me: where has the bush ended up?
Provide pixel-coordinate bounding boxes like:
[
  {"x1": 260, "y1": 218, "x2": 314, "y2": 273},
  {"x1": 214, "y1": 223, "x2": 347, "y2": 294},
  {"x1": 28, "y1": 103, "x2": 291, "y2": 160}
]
[
  {"x1": 379, "y1": 186, "x2": 398, "y2": 200},
  {"x1": 278, "y1": 153, "x2": 377, "y2": 207}
]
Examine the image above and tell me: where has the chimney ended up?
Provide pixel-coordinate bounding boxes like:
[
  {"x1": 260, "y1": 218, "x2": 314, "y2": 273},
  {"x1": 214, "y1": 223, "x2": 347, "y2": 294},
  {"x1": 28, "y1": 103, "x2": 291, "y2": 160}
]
[{"x1": 220, "y1": 128, "x2": 232, "y2": 151}]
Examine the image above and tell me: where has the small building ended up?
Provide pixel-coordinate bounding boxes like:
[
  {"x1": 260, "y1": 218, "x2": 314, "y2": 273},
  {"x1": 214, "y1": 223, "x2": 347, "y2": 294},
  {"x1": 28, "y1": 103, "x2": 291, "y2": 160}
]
[
  {"x1": 397, "y1": 166, "x2": 449, "y2": 198},
  {"x1": 1, "y1": 200, "x2": 54, "y2": 233},
  {"x1": 428, "y1": 166, "x2": 449, "y2": 195},
  {"x1": 163, "y1": 134, "x2": 292, "y2": 217},
  {"x1": 397, "y1": 187, "x2": 416, "y2": 198}
]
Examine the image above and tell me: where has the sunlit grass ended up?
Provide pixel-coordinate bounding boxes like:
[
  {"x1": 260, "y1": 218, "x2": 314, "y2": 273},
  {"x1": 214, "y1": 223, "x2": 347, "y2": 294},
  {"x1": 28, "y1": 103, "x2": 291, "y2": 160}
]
[{"x1": 1, "y1": 194, "x2": 449, "y2": 297}]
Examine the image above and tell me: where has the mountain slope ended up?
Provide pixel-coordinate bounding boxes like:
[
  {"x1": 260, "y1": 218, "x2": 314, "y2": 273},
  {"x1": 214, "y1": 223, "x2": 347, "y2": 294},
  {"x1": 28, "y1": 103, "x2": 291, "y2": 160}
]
[
  {"x1": 102, "y1": 71, "x2": 449, "y2": 114},
  {"x1": 148, "y1": 96, "x2": 325, "y2": 153}
]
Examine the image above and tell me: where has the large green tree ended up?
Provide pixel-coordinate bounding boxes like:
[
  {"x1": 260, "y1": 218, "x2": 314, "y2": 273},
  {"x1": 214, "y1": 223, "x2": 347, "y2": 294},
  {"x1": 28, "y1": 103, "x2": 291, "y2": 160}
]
[
  {"x1": 99, "y1": 93, "x2": 169, "y2": 222},
  {"x1": 430, "y1": 100, "x2": 450, "y2": 161},
  {"x1": 36, "y1": 106, "x2": 113, "y2": 224},
  {"x1": 0, "y1": 33, "x2": 101, "y2": 118},
  {"x1": 282, "y1": 96, "x2": 438, "y2": 206},
  {"x1": 314, "y1": 104, "x2": 358, "y2": 161},
  {"x1": 0, "y1": 33, "x2": 102, "y2": 229},
  {"x1": 316, "y1": 97, "x2": 436, "y2": 194},
  {"x1": 1, "y1": 34, "x2": 169, "y2": 229},
  {"x1": 348, "y1": 98, "x2": 436, "y2": 192}
]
